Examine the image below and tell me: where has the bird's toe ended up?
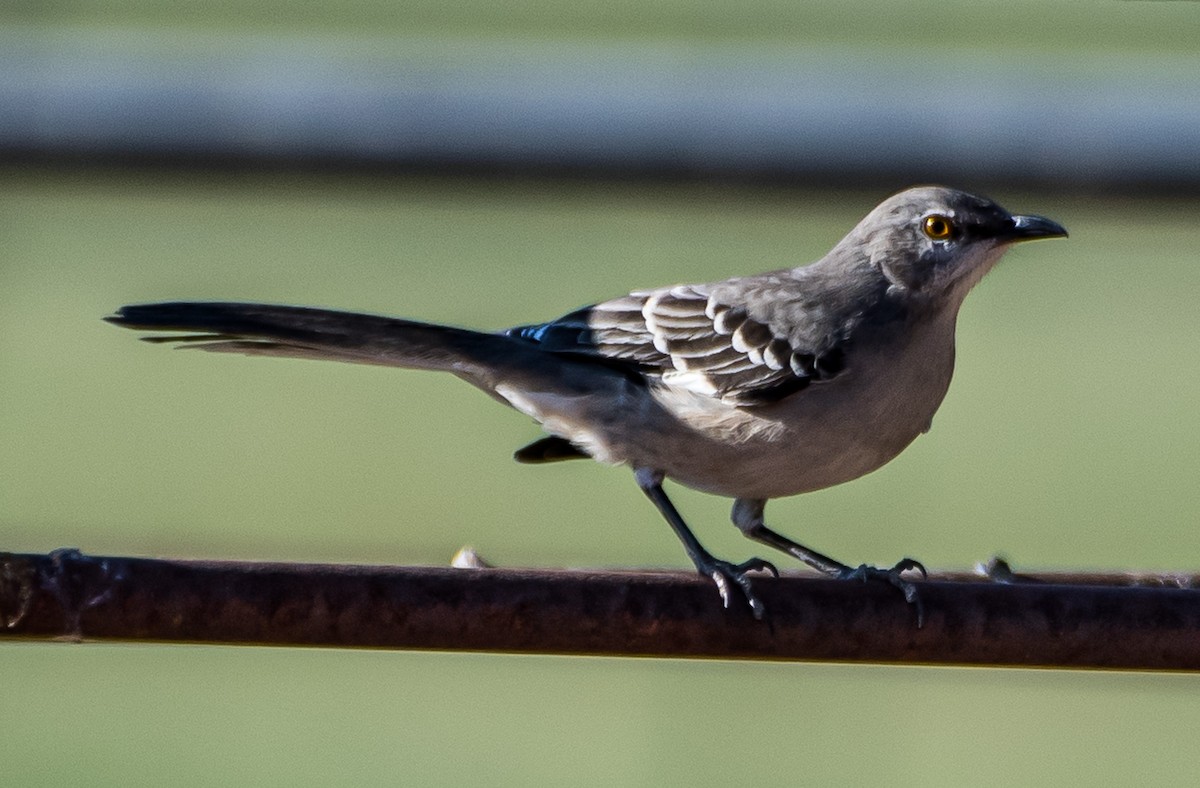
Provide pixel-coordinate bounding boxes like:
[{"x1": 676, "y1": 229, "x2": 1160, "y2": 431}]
[{"x1": 838, "y1": 558, "x2": 926, "y2": 627}]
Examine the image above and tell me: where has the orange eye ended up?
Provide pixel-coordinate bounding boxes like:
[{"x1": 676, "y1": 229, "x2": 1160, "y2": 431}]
[{"x1": 923, "y1": 215, "x2": 955, "y2": 240}]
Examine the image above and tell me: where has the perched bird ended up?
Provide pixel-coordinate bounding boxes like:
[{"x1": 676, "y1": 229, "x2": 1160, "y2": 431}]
[{"x1": 107, "y1": 186, "x2": 1066, "y2": 621}]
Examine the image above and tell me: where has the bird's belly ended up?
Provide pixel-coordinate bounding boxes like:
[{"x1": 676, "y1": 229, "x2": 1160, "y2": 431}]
[
  {"x1": 641, "y1": 333, "x2": 955, "y2": 499},
  {"x1": 661, "y1": 418, "x2": 922, "y2": 499}
]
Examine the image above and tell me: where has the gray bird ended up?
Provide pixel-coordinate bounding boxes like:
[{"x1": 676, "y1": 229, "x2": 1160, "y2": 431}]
[{"x1": 107, "y1": 186, "x2": 1067, "y2": 621}]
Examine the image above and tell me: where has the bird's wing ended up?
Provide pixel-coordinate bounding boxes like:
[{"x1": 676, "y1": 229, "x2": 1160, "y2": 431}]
[{"x1": 507, "y1": 280, "x2": 850, "y2": 406}]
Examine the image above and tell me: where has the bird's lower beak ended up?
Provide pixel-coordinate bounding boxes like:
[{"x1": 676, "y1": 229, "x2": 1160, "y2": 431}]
[{"x1": 1004, "y1": 214, "x2": 1069, "y2": 242}]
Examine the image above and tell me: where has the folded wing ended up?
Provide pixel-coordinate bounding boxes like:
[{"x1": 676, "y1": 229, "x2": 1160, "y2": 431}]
[{"x1": 508, "y1": 282, "x2": 849, "y2": 406}]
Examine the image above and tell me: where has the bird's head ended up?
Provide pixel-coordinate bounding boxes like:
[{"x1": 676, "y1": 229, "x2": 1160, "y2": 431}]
[{"x1": 839, "y1": 186, "x2": 1067, "y2": 305}]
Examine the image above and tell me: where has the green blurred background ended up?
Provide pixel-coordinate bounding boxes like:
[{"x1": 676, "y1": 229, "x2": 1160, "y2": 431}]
[{"x1": 4, "y1": 1, "x2": 1200, "y2": 785}]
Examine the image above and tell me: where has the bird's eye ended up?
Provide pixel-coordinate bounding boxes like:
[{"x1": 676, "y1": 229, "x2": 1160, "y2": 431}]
[{"x1": 923, "y1": 215, "x2": 955, "y2": 240}]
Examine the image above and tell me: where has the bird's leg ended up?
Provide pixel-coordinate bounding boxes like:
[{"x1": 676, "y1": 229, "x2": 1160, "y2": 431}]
[
  {"x1": 634, "y1": 469, "x2": 778, "y2": 619},
  {"x1": 731, "y1": 498, "x2": 926, "y2": 626},
  {"x1": 731, "y1": 499, "x2": 850, "y2": 574}
]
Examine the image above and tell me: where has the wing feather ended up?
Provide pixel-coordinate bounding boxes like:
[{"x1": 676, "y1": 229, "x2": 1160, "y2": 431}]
[{"x1": 506, "y1": 278, "x2": 851, "y2": 405}]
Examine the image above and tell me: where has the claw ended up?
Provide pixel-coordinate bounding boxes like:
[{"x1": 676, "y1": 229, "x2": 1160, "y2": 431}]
[
  {"x1": 838, "y1": 557, "x2": 926, "y2": 627},
  {"x1": 739, "y1": 557, "x2": 780, "y2": 579},
  {"x1": 701, "y1": 557, "x2": 777, "y2": 619}
]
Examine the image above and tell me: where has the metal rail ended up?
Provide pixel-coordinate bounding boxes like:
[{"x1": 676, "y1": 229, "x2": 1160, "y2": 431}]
[{"x1": 5, "y1": 549, "x2": 1200, "y2": 669}]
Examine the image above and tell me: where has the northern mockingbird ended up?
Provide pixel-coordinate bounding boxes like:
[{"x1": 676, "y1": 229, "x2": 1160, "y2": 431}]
[{"x1": 107, "y1": 186, "x2": 1066, "y2": 621}]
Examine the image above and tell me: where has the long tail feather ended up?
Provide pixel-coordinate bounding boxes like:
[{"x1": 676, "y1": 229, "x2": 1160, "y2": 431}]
[{"x1": 106, "y1": 302, "x2": 530, "y2": 375}]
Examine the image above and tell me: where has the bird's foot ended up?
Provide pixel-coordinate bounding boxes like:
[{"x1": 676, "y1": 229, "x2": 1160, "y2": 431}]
[
  {"x1": 700, "y1": 557, "x2": 779, "y2": 620},
  {"x1": 838, "y1": 558, "x2": 927, "y2": 627}
]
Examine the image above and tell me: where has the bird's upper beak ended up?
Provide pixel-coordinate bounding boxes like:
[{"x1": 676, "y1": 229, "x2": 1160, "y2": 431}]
[{"x1": 1003, "y1": 214, "x2": 1069, "y2": 243}]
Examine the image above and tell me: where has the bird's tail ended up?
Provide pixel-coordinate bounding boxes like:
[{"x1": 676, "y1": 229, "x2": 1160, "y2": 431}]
[{"x1": 105, "y1": 302, "x2": 576, "y2": 392}]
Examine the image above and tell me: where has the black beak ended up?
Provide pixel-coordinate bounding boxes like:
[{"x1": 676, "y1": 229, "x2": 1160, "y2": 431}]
[{"x1": 1004, "y1": 214, "x2": 1068, "y2": 242}]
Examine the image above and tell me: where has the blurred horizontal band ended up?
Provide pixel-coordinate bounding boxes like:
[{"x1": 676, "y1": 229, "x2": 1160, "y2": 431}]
[{"x1": 3, "y1": 26, "x2": 1200, "y2": 190}]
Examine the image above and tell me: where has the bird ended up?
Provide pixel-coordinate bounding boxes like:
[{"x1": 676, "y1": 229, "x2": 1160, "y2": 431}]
[{"x1": 106, "y1": 185, "x2": 1067, "y2": 622}]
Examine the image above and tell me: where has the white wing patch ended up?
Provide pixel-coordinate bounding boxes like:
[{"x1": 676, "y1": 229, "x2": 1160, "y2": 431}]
[{"x1": 630, "y1": 285, "x2": 820, "y2": 404}]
